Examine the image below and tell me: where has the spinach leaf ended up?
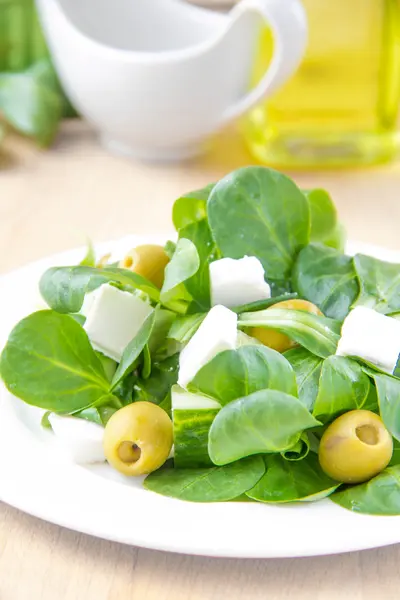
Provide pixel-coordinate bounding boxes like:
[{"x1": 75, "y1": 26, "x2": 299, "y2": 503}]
[
  {"x1": 147, "y1": 309, "x2": 176, "y2": 358},
  {"x1": 304, "y1": 189, "x2": 337, "y2": 243},
  {"x1": 168, "y1": 313, "x2": 206, "y2": 344},
  {"x1": 178, "y1": 219, "x2": 218, "y2": 311},
  {"x1": 207, "y1": 167, "x2": 310, "y2": 285},
  {"x1": 246, "y1": 454, "x2": 339, "y2": 503},
  {"x1": 322, "y1": 223, "x2": 346, "y2": 253},
  {"x1": 173, "y1": 408, "x2": 219, "y2": 468},
  {"x1": 281, "y1": 433, "x2": 310, "y2": 461},
  {"x1": 208, "y1": 389, "x2": 320, "y2": 465},
  {"x1": 111, "y1": 309, "x2": 156, "y2": 389},
  {"x1": 313, "y1": 356, "x2": 370, "y2": 422},
  {"x1": 95, "y1": 352, "x2": 117, "y2": 382},
  {"x1": 284, "y1": 347, "x2": 323, "y2": 411},
  {"x1": 40, "y1": 265, "x2": 160, "y2": 313},
  {"x1": 365, "y1": 370, "x2": 400, "y2": 442},
  {"x1": 160, "y1": 238, "x2": 199, "y2": 307},
  {"x1": 332, "y1": 466, "x2": 400, "y2": 515},
  {"x1": 172, "y1": 184, "x2": 214, "y2": 230},
  {"x1": 144, "y1": 455, "x2": 265, "y2": 502},
  {"x1": 134, "y1": 354, "x2": 179, "y2": 407},
  {"x1": 0, "y1": 310, "x2": 115, "y2": 413},
  {"x1": 389, "y1": 439, "x2": 400, "y2": 467},
  {"x1": 164, "y1": 240, "x2": 176, "y2": 259},
  {"x1": 292, "y1": 244, "x2": 359, "y2": 320},
  {"x1": 188, "y1": 346, "x2": 297, "y2": 405},
  {"x1": 142, "y1": 345, "x2": 152, "y2": 379},
  {"x1": 353, "y1": 254, "x2": 400, "y2": 314},
  {"x1": 231, "y1": 293, "x2": 298, "y2": 314},
  {"x1": 78, "y1": 405, "x2": 117, "y2": 426},
  {"x1": 239, "y1": 308, "x2": 341, "y2": 359},
  {"x1": 113, "y1": 372, "x2": 137, "y2": 406},
  {"x1": 79, "y1": 240, "x2": 96, "y2": 267}
]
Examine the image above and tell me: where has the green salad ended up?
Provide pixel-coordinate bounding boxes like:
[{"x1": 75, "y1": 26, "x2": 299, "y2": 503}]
[{"x1": 2, "y1": 166, "x2": 400, "y2": 516}]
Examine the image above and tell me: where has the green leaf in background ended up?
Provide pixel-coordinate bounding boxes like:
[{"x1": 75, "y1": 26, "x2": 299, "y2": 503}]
[
  {"x1": 111, "y1": 309, "x2": 156, "y2": 389},
  {"x1": 144, "y1": 455, "x2": 265, "y2": 502},
  {"x1": 0, "y1": 310, "x2": 114, "y2": 413},
  {"x1": 188, "y1": 346, "x2": 297, "y2": 406},
  {"x1": 281, "y1": 433, "x2": 310, "y2": 462},
  {"x1": 313, "y1": 356, "x2": 370, "y2": 423},
  {"x1": 168, "y1": 313, "x2": 205, "y2": 345},
  {"x1": 365, "y1": 370, "x2": 400, "y2": 442},
  {"x1": 332, "y1": 466, "x2": 400, "y2": 515},
  {"x1": 172, "y1": 184, "x2": 214, "y2": 230},
  {"x1": 304, "y1": 189, "x2": 337, "y2": 243},
  {"x1": 207, "y1": 167, "x2": 310, "y2": 285},
  {"x1": 0, "y1": 60, "x2": 63, "y2": 146},
  {"x1": 208, "y1": 389, "x2": 320, "y2": 465},
  {"x1": 353, "y1": 254, "x2": 400, "y2": 314},
  {"x1": 292, "y1": 244, "x2": 359, "y2": 320},
  {"x1": 39, "y1": 265, "x2": 160, "y2": 313},
  {"x1": 246, "y1": 454, "x2": 339, "y2": 503},
  {"x1": 238, "y1": 308, "x2": 341, "y2": 359},
  {"x1": 27, "y1": 58, "x2": 77, "y2": 119},
  {"x1": 79, "y1": 239, "x2": 96, "y2": 267},
  {"x1": 178, "y1": 219, "x2": 218, "y2": 311},
  {"x1": 284, "y1": 347, "x2": 323, "y2": 411},
  {"x1": 160, "y1": 238, "x2": 200, "y2": 306}
]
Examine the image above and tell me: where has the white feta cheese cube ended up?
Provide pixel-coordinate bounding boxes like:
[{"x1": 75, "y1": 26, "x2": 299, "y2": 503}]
[
  {"x1": 171, "y1": 385, "x2": 221, "y2": 410},
  {"x1": 178, "y1": 305, "x2": 237, "y2": 388},
  {"x1": 48, "y1": 414, "x2": 105, "y2": 464},
  {"x1": 336, "y1": 306, "x2": 400, "y2": 373},
  {"x1": 209, "y1": 256, "x2": 271, "y2": 308},
  {"x1": 84, "y1": 284, "x2": 153, "y2": 361}
]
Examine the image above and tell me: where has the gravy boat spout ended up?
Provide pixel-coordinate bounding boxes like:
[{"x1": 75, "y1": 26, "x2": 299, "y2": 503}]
[{"x1": 36, "y1": 0, "x2": 307, "y2": 161}]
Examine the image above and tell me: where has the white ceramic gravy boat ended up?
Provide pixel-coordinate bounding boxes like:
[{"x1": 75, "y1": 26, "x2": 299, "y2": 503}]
[{"x1": 36, "y1": 0, "x2": 307, "y2": 161}]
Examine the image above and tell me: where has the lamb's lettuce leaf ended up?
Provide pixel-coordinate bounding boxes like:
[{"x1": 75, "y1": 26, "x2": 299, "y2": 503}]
[
  {"x1": 188, "y1": 346, "x2": 297, "y2": 406},
  {"x1": 144, "y1": 455, "x2": 265, "y2": 502},
  {"x1": 208, "y1": 389, "x2": 320, "y2": 465}
]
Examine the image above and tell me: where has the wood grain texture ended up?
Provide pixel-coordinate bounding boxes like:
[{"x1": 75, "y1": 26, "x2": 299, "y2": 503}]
[{"x1": 1, "y1": 121, "x2": 400, "y2": 599}]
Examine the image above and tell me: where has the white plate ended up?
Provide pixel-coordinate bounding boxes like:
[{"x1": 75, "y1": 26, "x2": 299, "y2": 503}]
[{"x1": 1, "y1": 236, "x2": 400, "y2": 559}]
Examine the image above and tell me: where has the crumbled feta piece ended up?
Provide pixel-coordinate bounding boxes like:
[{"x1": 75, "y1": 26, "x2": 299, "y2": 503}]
[
  {"x1": 84, "y1": 284, "x2": 153, "y2": 361},
  {"x1": 336, "y1": 306, "x2": 400, "y2": 373},
  {"x1": 178, "y1": 305, "x2": 237, "y2": 388},
  {"x1": 209, "y1": 256, "x2": 271, "y2": 308},
  {"x1": 48, "y1": 414, "x2": 105, "y2": 464}
]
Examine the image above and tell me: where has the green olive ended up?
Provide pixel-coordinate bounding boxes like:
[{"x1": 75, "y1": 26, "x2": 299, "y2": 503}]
[
  {"x1": 103, "y1": 402, "x2": 173, "y2": 476},
  {"x1": 250, "y1": 299, "x2": 323, "y2": 353},
  {"x1": 319, "y1": 410, "x2": 393, "y2": 484},
  {"x1": 119, "y1": 245, "x2": 169, "y2": 289}
]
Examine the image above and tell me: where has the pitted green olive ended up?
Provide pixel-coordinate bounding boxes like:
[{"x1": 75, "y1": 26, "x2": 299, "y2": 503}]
[
  {"x1": 319, "y1": 410, "x2": 393, "y2": 484},
  {"x1": 250, "y1": 299, "x2": 323, "y2": 353},
  {"x1": 103, "y1": 402, "x2": 173, "y2": 476},
  {"x1": 119, "y1": 244, "x2": 169, "y2": 288}
]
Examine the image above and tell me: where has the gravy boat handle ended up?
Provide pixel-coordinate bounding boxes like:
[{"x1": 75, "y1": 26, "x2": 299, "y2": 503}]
[{"x1": 220, "y1": 0, "x2": 307, "y2": 124}]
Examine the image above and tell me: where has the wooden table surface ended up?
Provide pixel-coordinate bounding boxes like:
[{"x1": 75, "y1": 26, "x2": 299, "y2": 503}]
[{"x1": 1, "y1": 121, "x2": 400, "y2": 600}]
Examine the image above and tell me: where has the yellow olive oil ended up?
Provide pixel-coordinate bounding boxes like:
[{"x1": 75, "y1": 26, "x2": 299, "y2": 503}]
[{"x1": 244, "y1": 0, "x2": 400, "y2": 168}]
